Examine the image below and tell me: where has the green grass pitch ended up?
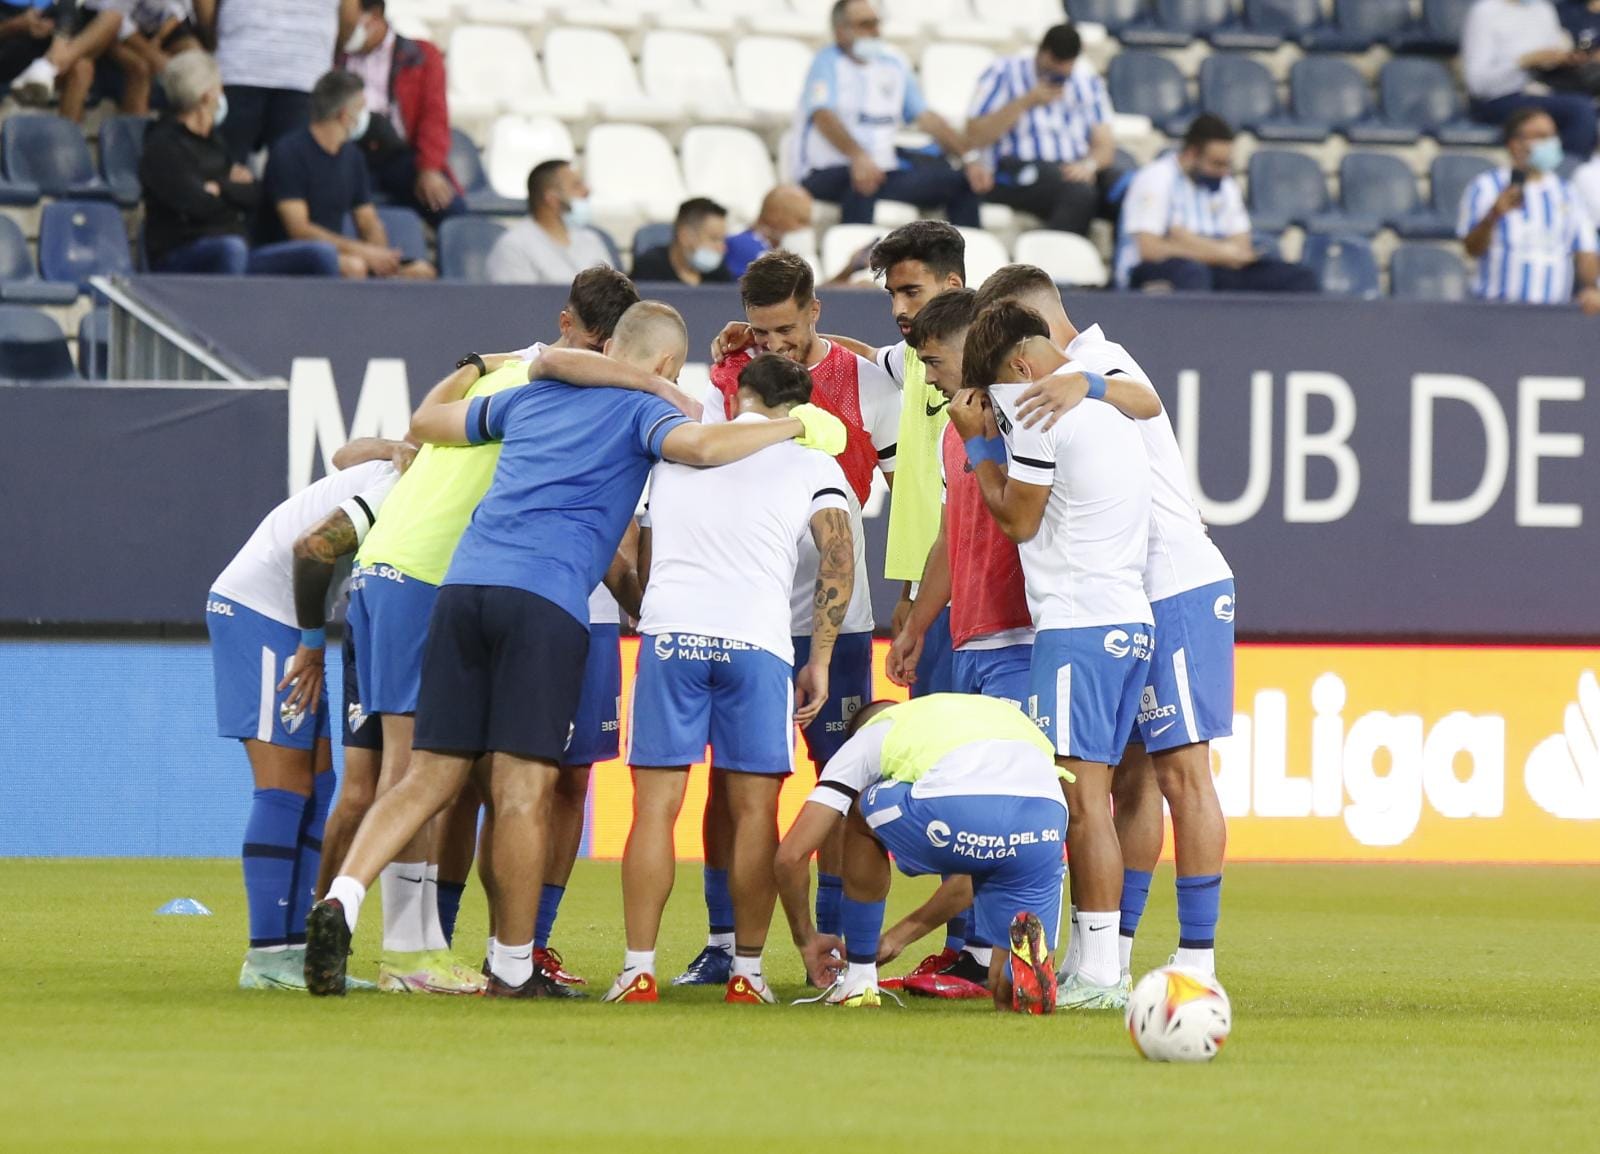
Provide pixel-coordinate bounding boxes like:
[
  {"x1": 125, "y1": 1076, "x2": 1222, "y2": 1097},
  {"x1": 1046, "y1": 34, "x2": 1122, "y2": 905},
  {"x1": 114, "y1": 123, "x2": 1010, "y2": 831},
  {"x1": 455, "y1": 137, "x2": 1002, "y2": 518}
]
[{"x1": 2, "y1": 860, "x2": 1595, "y2": 1152}]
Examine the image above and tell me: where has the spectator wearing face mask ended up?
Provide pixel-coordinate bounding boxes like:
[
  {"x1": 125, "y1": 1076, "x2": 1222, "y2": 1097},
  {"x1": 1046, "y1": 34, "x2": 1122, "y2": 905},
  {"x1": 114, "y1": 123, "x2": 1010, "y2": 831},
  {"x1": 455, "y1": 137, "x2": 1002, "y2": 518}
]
[
  {"x1": 485, "y1": 158, "x2": 613, "y2": 284},
  {"x1": 1114, "y1": 114, "x2": 1318, "y2": 293},
  {"x1": 632, "y1": 197, "x2": 731, "y2": 286}
]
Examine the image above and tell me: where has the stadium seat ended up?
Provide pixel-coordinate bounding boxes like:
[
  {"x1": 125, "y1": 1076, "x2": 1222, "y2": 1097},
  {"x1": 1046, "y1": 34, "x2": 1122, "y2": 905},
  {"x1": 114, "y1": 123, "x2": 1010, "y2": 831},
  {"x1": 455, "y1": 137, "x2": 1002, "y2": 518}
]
[
  {"x1": 1301, "y1": 233, "x2": 1379, "y2": 298},
  {"x1": 438, "y1": 216, "x2": 506, "y2": 282},
  {"x1": 448, "y1": 129, "x2": 525, "y2": 216},
  {"x1": 681, "y1": 126, "x2": 777, "y2": 224},
  {"x1": 1107, "y1": 51, "x2": 1194, "y2": 136},
  {"x1": 375, "y1": 206, "x2": 430, "y2": 265},
  {"x1": 1247, "y1": 149, "x2": 1331, "y2": 231},
  {"x1": 1290, "y1": 58, "x2": 1417, "y2": 144},
  {"x1": 820, "y1": 223, "x2": 885, "y2": 281},
  {"x1": 485, "y1": 115, "x2": 575, "y2": 201},
  {"x1": 38, "y1": 200, "x2": 131, "y2": 289},
  {"x1": 1374, "y1": 59, "x2": 1501, "y2": 148},
  {"x1": 1397, "y1": 153, "x2": 1495, "y2": 240},
  {"x1": 1065, "y1": 0, "x2": 1147, "y2": 33},
  {"x1": 445, "y1": 25, "x2": 585, "y2": 123},
  {"x1": 0, "y1": 215, "x2": 76, "y2": 305},
  {"x1": 733, "y1": 36, "x2": 813, "y2": 121},
  {"x1": 1122, "y1": 0, "x2": 1248, "y2": 48},
  {"x1": 630, "y1": 222, "x2": 674, "y2": 267},
  {"x1": 77, "y1": 308, "x2": 109, "y2": 379},
  {"x1": 1337, "y1": 152, "x2": 1421, "y2": 230},
  {"x1": 1212, "y1": 0, "x2": 1321, "y2": 49},
  {"x1": 545, "y1": 28, "x2": 676, "y2": 124},
  {"x1": 1252, "y1": 229, "x2": 1283, "y2": 259},
  {"x1": 1013, "y1": 229, "x2": 1108, "y2": 287},
  {"x1": 882, "y1": 0, "x2": 1008, "y2": 44},
  {"x1": 0, "y1": 304, "x2": 74, "y2": 380},
  {"x1": 958, "y1": 228, "x2": 1011, "y2": 289},
  {"x1": 919, "y1": 42, "x2": 997, "y2": 128},
  {"x1": 1198, "y1": 55, "x2": 1322, "y2": 143},
  {"x1": 1389, "y1": 243, "x2": 1470, "y2": 301},
  {"x1": 2, "y1": 115, "x2": 112, "y2": 200},
  {"x1": 1404, "y1": 0, "x2": 1474, "y2": 54},
  {"x1": 585, "y1": 123, "x2": 687, "y2": 233},
  {"x1": 974, "y1": 0, "x2": 1094, "y2": 39},
  {"x1": 640, "y1": 30, "x2": 751, "y2": 124},
  {"x1": 98, "y1": 115, "x2": 149, "y2": 208},
  {"x1": 1302, "y1": 0, "x2": 1417, "y2": 52}
]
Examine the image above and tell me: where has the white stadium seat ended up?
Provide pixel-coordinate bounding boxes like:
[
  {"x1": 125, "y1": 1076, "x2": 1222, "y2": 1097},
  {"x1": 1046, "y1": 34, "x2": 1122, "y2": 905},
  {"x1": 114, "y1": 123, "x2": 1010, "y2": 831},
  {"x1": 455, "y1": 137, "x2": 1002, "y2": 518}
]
[
  {"x1": 821, "y1": 223, "x2": 886, "y2": 281},
  {"x1": 734, "y1": 35, "x2": 814, "y2": 120},
  {"x1": 958, "y1": 227, "x2": 1011, "y2": 288},
  {"x1": 585, "y1": 123, "x2": 687, "y2": 237},
  {"x1": 654, "y1": 0, "x2": 741, "y2": 35},
  {"x1": 919, "y1": 42, "x2": 996, "y2": 128},
  {"x1": 446, "y1": 25, "x2": 585, "y2": 124},
  {"x1": 461, "y1": 1, "x2": 545, "y2": 28},
  {"x1": 680, "y1": 126, "x2": 776, "y2": 224},
  {"x1": 640, "y1": 31, "x2": 751, "y2": 123},
  {"x1": 543, "y1": 27, "x2": 678, "y2": 123},
  {"x1": 485, "y1": 115, "x2": 576, "y2": 200},
  {"x1": 1013, "y1": 229, "x2": 1109, "y2": 287},
  {"x1": 971, "y1": 0, "x2": 1099, "y2": 39},
  {"x1": 881, "y1": 0, "x2": 1010, "y2": 44}
]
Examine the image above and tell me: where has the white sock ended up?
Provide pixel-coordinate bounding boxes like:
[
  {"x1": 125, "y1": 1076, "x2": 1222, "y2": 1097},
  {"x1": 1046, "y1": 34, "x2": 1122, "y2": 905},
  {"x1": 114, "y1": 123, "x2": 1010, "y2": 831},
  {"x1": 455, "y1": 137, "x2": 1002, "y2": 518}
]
[
  {"x1": 622, "y1": 949, "x2": 655, "y2": 977},
  {"x1": 1173, "y1": 946, "x2": 1215, "y2": 977},
  {"x1": 420, "y1": 863, "x2": 448, "y2": 951},
  {"x1": 707, "y1": 932, "x2": 735, "y2": 954},
  {"x1": 963, "y1": 945, "x2": 993, "y2": 968},
  {"x1": 326, "y1": 876, "x2": 366, "y2": 933},
  {"x1": 1118, "y1": 934, "x2": 1134, "y2": 974},
  {"x1": 1076, "y1": 911, "x2": 1120, "y2": 987},
  {"x1": 379, "y1": 862, "x2": 428, "y2": 953},
  {"x1": 732, "y1": 953, "x2": 763, "y2": 981},
  {"x1": 844, "y1": 960, "x2": 878, "y2": 988},
  {"x1": 490, "y1": 938, "x2": 534, "y2": 987},
  {"x1": 486, "y1": 935, "x2": 497, "y2": 962},
  {"x1": 1062, "y1": 905, "x2": 1082, "y2": 976}
]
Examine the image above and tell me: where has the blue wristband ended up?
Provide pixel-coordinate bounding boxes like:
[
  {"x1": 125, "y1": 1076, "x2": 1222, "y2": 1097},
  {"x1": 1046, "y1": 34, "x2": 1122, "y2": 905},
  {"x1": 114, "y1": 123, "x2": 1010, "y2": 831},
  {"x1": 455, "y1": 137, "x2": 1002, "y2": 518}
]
[
  {"x1": 1085, "y1": 371, "x2": 1107, "y2": 400},
  {"x1": 300, "y1": 627, "x2": 326, "y2": 650},
  {"x1": 963, "y1": 434, "x2": 1006, "y2": 467}
]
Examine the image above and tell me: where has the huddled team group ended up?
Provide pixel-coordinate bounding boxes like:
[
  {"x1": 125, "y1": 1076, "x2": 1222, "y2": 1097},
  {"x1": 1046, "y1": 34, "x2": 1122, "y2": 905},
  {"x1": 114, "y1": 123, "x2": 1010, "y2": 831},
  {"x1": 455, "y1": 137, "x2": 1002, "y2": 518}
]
[{"x1": 206, "y1": 218, "x2": 1234, "y2": 1013}]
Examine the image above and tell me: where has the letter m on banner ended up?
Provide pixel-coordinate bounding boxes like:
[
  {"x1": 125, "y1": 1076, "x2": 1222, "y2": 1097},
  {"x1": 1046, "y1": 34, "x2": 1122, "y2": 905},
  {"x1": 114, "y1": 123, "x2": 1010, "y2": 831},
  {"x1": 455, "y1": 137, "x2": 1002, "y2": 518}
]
[{"x1": 288, "y1": 358, "x2": 413, "y2": 492}]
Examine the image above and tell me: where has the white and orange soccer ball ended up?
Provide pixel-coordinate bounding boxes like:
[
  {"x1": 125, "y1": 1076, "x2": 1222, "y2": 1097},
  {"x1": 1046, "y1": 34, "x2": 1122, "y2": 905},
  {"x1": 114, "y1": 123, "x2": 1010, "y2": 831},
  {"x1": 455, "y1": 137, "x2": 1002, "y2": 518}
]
[{"x1": 1125, "y1": 965, "x2": 1232, "y2": 1062}]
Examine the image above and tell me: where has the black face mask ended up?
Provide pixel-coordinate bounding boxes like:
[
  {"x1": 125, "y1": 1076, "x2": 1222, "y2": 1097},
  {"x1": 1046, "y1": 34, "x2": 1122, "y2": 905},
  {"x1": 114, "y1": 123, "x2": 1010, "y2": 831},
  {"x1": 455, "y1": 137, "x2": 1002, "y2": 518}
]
[{"x1": 1191, "y1": 171, "x2": 1224, "y2": 193}]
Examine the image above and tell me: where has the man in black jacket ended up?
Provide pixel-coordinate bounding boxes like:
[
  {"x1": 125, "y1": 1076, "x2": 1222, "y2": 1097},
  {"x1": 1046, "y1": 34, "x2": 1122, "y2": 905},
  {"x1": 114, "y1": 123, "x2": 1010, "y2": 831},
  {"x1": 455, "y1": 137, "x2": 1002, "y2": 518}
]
[{"x1": 141, "y1": 49, "x2": 340, "y2": 275}]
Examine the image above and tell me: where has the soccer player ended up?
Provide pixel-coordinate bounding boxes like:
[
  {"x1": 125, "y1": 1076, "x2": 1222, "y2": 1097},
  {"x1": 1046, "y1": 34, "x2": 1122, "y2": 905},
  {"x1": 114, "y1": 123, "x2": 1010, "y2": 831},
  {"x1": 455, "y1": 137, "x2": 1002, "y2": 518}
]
[
  {"x1": 974, "y1": 265, "x2": 1234, "y2": 986},
  {"x1": 207, "y1": 453, "x2": 400, "y2": 991},
  {"x1": 306, "y1": 302, "x2": 848, "y2": 998},
  {"x1": 676, "y1": 250, "x2": 898, "y2": 986},
  {"x1": 953, "y1": 299, "x2": 1154, "y2": 1010},
  {"x1": 605, "y1": 354, "x2": 856, "y2": 1006},
  {"x1": 774, "y1": 694, "x2": 1068, "y2": 1013}
]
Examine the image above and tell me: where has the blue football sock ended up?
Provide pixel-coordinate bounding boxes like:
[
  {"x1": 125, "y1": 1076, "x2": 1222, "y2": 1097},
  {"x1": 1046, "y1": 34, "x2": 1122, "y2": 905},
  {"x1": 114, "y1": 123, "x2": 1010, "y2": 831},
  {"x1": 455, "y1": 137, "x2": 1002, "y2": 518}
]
[
  {"x1": 702, "y1": 868, "x2": 734, "y2": 936},
  {"x1": 1175, "y1": 873, "x2": 1223, "y2": 949},
  {"x1": 1120, "y1": 868, "x2": 1154, "y2": 941},
  {"x1": 839, "y1": 896, "x2": 886, "y2": 964},
  {"x1": 534, "y1": 883, "x2": 566, "y2": 949},
  {"x1": 944, "y1": 911, "x2": 969, "y2": 953},
  {"x1": 242, "y1": 788, "x2": 308, "y2": 948},
  {"x1": 437, "y1": 881, "x2": 466, "y2": 947},
  {"x1": 286, "y1": 771, "x2": 334, "y2": 942},
  {"x1": 816, "y1": 872, "x2": 844, "y2": 937}
]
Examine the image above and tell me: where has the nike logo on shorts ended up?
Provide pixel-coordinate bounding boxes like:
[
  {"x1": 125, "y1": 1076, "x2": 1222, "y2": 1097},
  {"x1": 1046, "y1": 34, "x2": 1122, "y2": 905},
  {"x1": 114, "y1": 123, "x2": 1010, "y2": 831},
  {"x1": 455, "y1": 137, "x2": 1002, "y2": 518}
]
[{"x1": 1151, "y1": 721, "x2": 1177, "y2": 738}]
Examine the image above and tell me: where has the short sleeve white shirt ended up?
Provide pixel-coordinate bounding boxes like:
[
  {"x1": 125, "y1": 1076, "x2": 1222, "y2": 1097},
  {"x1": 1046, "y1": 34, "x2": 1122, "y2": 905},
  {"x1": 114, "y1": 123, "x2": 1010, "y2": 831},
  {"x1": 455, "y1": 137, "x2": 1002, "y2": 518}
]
[{"x1": 1115, "y1": 154, "x2": 1251, "y2": 288}]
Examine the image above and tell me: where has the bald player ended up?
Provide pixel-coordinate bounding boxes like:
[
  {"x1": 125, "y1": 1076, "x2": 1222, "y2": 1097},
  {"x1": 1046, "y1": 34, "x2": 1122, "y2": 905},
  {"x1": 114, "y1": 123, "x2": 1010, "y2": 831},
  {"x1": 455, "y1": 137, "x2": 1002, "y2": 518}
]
[{"x1": 724, "y1": 185, "x2": 815, "y2": 278}]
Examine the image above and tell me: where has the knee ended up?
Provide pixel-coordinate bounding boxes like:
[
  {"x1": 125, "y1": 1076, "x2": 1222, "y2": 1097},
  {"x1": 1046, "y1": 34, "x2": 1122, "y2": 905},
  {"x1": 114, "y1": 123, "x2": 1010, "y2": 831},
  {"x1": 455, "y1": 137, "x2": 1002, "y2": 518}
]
[
  {"x1": 339, "y1": 252, "x2": 369, "y2": 279},
  {"x1": 331, "y1": 784, "x2": 375, "y2": 822},
  {"x1": 554, "y1": 766, "x2": 590, "y2": 804},
  {"x1": 1153, "y1": 758, "x2": 1217, "y2": 809},
  {"x1": 217, "y1": 236, "x2": 249, "y2": 275}
]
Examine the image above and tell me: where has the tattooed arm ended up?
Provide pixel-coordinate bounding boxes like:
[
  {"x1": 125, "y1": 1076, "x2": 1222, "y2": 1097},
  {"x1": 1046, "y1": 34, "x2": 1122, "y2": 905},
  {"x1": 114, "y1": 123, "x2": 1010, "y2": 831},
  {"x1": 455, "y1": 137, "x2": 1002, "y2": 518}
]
[
  {"x1": 276, "y1": 508, "x2": 362, "y2": 716},
  {"x1": 795, "y1": 506, "x2": 854, "y2": 728}
]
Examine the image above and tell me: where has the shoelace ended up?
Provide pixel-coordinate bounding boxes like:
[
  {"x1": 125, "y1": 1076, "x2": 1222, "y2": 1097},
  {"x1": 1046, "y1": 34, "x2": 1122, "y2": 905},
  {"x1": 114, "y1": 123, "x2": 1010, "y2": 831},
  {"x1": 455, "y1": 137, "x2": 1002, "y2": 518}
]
[{"x1": 791, "y1": 980, "x2": 904, "y2": 1007}]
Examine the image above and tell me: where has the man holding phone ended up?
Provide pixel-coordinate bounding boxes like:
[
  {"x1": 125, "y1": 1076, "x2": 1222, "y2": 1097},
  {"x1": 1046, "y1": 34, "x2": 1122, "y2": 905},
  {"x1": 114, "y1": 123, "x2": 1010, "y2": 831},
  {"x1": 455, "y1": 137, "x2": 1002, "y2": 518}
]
[
  {"x1": 1459, "y1": 106, "x2": 1600, "y2": 313},
  {"x1": 961, "y1": 23, "x2": 1119, "y2": 238}
]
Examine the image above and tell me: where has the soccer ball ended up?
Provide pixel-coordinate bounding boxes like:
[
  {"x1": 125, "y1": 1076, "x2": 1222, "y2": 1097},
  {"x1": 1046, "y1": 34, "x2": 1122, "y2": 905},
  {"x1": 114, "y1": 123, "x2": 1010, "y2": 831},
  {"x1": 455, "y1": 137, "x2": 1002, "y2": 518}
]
[{"x1": 1125, "y1": 965, "x2": 1231, "y2": 1062}]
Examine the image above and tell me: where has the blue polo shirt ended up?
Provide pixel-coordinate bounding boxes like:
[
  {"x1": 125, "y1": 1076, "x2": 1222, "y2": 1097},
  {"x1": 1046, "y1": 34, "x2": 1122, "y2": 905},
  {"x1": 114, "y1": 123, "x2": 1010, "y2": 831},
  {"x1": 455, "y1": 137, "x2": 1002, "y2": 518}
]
[{"x1": 447, "y1": 381, "x2": 689, "y2": 624}]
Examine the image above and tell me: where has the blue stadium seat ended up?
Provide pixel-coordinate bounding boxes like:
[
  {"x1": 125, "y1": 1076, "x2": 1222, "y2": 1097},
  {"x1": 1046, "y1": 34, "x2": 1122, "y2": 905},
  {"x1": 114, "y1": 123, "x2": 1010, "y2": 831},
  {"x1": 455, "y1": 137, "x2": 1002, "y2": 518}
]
[
  {"x1": 1290, "y1": 58, "x2": 1417, "y2": 144},
  {"x1": 0, "y1": 214, "x2": 76, "y2": 305},
  {"x1": 1395, "y1": 153, "x2": 1496, "y2": 240},
  {"x1": 1396, "y1": 0, "x2": 1473, "y2": 53},
  {"x1": 1247, "y1": 149, "x2": 1331, "y2": 231},
  {"x1": 1214, "y1": 0, "x2": 1324, "y2": 48},
  {"x1": 38, "y1": 200, "x2": 132, "y2": 289},
  {"x1": 1301, "y1": 233, "x2": 1380, "y2": 298},
  {"x1": 437, "y1": 215, "x2": 505, "y2": 281},
  {"x1": 1252, "y1": 230, "x2": 1283, "y2": 259},
  {"x1": 1375, "y1": 59, "x2": 1501, "y2": 147},
  {"x1": 2, "y1": 115, "x2": 113, "y2": 200},
  {"x1": 1064, "y1": 0, "x2": 1149, "y2": 33},
  {"x1": 1199, "y1": 54, "x2": 1322, "y2": 142},
  {"x1": 99, "y1": 115, "x2": 150, "y2": 208},
  {"x1": 631, "y1": 222, "x2": 673, "y2": 266},
  {"x1": 448, "y1": 128, "x2": 524, "y2": 215},
  {"x1": 1303, "y1": 0, "x2": 1417, "y2": 51},
  {"x1": 1337, "y1": 152, "x2": 1420, "y2": 230},
  {"x1": 77, "y1": 308, "x2": 110, "y2": 379},
  {"x1": 1121, "y1": 0, "x2": 1233, "y2": 47},
  {"x1": 1390, "y1": 243, "x2": 1470, "y2": 301},
  {"x1": 375, "y1": 206, "x2": 429, "y2": 265},
  {"x1": 0, "y1": 304, "x2": 75, "y2": 380},
  {"x1": 1107, "y1": 51, "x2": 1195, "y2": 135}
]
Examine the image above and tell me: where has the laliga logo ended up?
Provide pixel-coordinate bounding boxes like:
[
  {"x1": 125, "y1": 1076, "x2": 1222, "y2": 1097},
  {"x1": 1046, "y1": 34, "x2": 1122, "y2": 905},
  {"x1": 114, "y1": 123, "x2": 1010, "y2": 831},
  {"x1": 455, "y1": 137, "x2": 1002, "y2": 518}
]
[
  {"x1": 1214, "y1": 594, "x2": 1235, "y2": 623},
  {"x1": 654, "y1": 634, "x2": 675, "y2": 660},
  {"x1": 1524, "y1": 671, "x2": 1600, "y2": 820},
  {"x1": 1103, "y1": 630, "x2": 1131, "y2": 658},
  {"x1": 925, "y1": 820, "x2": 952, "y2": 848}
]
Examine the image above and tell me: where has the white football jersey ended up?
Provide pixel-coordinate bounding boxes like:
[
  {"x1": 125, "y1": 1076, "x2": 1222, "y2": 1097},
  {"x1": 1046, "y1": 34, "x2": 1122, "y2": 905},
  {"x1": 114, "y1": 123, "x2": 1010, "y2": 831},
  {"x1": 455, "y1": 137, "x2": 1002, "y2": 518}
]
[
  {"x1": 789, "y1": 485, "x2": 874, "y2": 638},
  {"x1": 809, "y1": 724, "x2": 1066, "y2": 813}
]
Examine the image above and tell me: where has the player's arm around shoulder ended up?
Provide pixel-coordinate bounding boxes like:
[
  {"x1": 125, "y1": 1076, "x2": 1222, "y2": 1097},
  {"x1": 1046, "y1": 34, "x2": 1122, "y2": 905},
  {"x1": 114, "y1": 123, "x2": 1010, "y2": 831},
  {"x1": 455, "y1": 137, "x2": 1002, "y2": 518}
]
[
  {"x1": 949, "y1": 386, "x2": 1050, "y2": 543},
  {"x1": 529, "y1": 347, "x2": 703, "y2": 420},
  {"x1": 1014, "y1": 362, "x2": 1161, "y2": 431},
  {"x1": 409, "y1": 358, "x2": 532, "y2": 445}
]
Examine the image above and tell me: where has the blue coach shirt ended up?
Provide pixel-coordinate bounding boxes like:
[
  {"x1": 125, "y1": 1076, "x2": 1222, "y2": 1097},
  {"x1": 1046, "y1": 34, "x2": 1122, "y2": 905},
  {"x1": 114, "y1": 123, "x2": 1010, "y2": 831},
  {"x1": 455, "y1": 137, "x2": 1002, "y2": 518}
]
[{"x1": 447, "y1": 381, "x2": 690, "y2": 624}]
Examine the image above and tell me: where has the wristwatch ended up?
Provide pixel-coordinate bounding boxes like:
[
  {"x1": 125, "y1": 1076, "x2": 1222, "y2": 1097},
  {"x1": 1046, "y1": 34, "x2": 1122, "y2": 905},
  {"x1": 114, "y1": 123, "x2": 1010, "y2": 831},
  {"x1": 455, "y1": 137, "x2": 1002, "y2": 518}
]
[{"x1": 457, "y1": 353, "x2": 487, "y2": 377}]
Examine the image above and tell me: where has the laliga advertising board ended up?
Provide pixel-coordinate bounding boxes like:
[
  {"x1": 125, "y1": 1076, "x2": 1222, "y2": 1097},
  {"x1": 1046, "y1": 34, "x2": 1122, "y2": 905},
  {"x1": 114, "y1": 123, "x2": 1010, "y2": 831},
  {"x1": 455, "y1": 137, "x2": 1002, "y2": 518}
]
[{"x1": 581, "y1": 641, "x2": 1599, "y2": 865}]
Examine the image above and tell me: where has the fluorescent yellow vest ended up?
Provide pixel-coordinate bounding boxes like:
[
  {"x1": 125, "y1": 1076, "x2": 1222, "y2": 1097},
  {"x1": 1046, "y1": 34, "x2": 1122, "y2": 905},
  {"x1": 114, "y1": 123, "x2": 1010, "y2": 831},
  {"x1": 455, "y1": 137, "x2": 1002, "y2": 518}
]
[
  {"x1": 883, "y1": 345, "x2": 949, "y2": 581},
  {"x1": 864, "y1": 693, "x2": 1060, "y2": 783}
]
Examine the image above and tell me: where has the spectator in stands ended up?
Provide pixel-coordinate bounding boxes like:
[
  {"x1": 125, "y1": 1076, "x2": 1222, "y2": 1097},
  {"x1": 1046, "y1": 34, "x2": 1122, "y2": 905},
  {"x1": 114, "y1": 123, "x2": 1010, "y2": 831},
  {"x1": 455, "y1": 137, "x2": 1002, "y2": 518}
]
[
  {"x1": 1115, "y1": 115, "x2": 1318, "y2": 294},
  {"x1": 1560, "y1": 0, "x2": 1600, "y2": 48},
  {"x1": 485, "y1": 159, "x2": 612, "y2": 284},
  {"x1": 962, "y1": 23, "x2": 1116, "y2": 238},
  {"x1": 724, "y1": 185, "x2": 814, "y2": 278},
  {"x1": 336, "y1": 0, "x2": 462, "y2": 227},
  {"x1": 141, "y1": 51, "x2": 340, "y2": 275},
  {"x1": 795, "y1": 0, "x2": 979, "y2": 227},
  {"x1": 11, "y1": 1, "x2": 195, "y2": 121},
  {"x1": 1463, "y1": 0, "x2": 1598, "y2": 162},
  {"x1": 1575, "y1": 144, "x2": 1600, "y2": 224},
  {"x1": 258, "y1": 69, "x2": 435, "y2": 279},
  {"x1": 1459, "y1": 107, "x2": 1600, "y2": 313},
  {"x1": 195, "y1": 0, "x2": 360, "y2": 164},
  {"x1": 0, "y1": 3, "x2": 56, "y2": 96},
  {"x1": 632, "y1": 197, "x2": 731, "y2": 285}
]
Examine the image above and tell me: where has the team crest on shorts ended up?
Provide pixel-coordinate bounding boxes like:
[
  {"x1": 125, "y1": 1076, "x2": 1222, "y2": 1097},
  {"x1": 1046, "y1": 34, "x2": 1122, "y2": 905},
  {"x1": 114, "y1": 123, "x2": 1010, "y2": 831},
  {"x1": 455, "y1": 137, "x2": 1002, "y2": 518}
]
[
  {"x1": 347, "y1": 702, "x2": 368, "y2": 733},
  {"x1": 654, "y1": 634, "x2": 675, "y2": 660}
]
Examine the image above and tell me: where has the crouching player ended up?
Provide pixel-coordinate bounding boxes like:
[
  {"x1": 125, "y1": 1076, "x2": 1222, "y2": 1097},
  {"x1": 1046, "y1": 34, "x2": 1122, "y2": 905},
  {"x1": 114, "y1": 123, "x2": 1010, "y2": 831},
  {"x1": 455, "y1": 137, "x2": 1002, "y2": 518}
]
[{"x1": 774, "y1": 694, "x2": 1069, "y2": 1013}]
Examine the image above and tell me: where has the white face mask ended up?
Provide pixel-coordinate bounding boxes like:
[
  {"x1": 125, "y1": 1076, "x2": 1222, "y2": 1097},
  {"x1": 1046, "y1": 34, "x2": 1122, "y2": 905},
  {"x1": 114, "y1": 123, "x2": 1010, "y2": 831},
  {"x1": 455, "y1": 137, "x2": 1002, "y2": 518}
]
[
  {"x1": 350, "y1": 106, "x2": 371, "y2": 142},
  {"x1": 561, "y1": 197, "x2": 592, "y2": 230},
  {"x1": 343, "y1": 19, "x2": 369, "y2": 54},
  {"x1": 690, "y1": 245, "x2": 724, "y2": 274},
  {"x1": 851, "y1": 36, "x2": 884, "y2": 58},
  {"x1": 212, "y1": 91, "x2": 228, "y2": 127}
]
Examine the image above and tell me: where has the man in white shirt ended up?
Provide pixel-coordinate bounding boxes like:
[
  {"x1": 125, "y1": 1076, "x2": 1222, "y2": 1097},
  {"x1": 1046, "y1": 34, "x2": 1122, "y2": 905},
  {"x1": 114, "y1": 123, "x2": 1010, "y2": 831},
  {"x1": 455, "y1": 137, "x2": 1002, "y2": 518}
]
[
  {"x1": 604, "y1": 353, "x2": 856, "y2": 1008},
  {"x1": 487, "y1": 159, "x2": 614, "y2": 285},
  {"x1": 1117, "y1": 115, "x2": 1318, "y2": 293},
  {"x1": 795, "y1": 0, "x2": 978, "y2": 227},
  {"x1": 1462, "y1": 0, "x2": 1598, "y2": 161},
  {"x1": 1459, "y1": 107, "x2": 1600, "y2": 311}
]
